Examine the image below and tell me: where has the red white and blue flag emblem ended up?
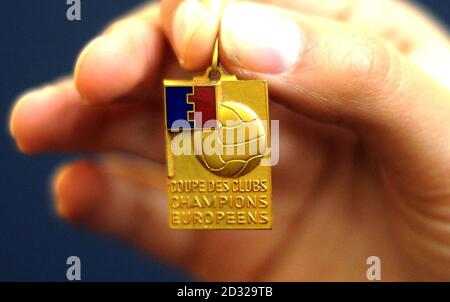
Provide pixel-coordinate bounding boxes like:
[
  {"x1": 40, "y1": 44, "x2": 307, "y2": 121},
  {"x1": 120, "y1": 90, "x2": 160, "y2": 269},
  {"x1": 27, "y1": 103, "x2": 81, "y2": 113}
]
[{"x1": 165, "y1": 86, "x2": 217, "y2": 130}]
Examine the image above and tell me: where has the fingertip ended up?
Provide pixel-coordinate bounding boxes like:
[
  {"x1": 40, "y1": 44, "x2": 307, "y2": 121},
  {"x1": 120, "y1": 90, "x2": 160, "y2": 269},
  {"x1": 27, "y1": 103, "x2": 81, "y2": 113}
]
[
  {"x1": 171, "y1": 0, "x2": 209, "y2": 69},
  {"x1": 9, "y1": 80, "x2": 90, "y2": 154},
  {"x1": 75, "y1": 18, "x2": 162, "y2": 104},
  {"x1": 9, "y1": 90, "x2": 33, "y2": 141},
  {"x1": 10, "y1": 87, "x2": 57, "y2": 154},
  {"x1": 74, "y1": 35, "x2": 135, "y2": 105},
  {"x1": 220, "y1": 2, "x2": 303, "y2": 74},
  {"x1": 162, "y1": 0, "x2": 225, "y2": 71},
  {"x1": 53, "y1": 160, "x2": 109, "y2": 224}
]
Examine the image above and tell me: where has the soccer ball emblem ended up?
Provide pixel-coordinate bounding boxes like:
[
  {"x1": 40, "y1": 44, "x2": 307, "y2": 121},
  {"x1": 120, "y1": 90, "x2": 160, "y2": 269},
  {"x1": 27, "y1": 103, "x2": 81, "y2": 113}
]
[{"x1": 196, "y1": 101, "x2": 266, "y2": 177}]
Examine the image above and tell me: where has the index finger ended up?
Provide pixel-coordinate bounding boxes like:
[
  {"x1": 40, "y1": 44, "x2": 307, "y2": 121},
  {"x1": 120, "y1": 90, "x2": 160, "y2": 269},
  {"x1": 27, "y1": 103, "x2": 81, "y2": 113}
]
[{"x1": 74, "y1": 3, "x2": 165, "y2": 105}]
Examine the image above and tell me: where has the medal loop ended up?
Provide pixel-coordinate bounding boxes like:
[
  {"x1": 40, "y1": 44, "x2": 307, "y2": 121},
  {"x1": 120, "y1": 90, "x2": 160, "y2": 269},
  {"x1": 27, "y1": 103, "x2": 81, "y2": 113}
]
[
  {"x1": 208, "y1": 38, "x2": 222, "y2": 81},
  {"x1": 211, "y1": 38, "x2": 219, "y2": 71}
]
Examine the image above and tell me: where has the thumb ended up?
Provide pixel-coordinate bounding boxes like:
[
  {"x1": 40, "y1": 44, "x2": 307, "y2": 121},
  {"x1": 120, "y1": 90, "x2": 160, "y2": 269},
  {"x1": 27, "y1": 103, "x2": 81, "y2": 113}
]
[
  {"x1": 219, "y1": 2, "x2": 450, "y2": 196},
  {"x1": 220, "y1": 2, "x2": 450, "y2": 276}
]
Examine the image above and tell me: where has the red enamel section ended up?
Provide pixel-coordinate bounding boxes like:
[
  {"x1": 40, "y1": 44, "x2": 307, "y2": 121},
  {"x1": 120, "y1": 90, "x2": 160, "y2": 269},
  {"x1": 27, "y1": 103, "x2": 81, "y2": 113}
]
[{"x1": 187, "y1": 86, "x2": 217, "y2": 128}]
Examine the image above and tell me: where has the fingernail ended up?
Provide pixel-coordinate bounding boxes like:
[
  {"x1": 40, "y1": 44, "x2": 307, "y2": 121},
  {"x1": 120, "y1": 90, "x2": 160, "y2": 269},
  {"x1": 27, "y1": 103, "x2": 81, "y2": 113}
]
[
  {"x1": 221, "y1": 2, "x2": 302, "y2": 74},
  {"x1": 172, "y1": 0, "x2": 210, "y2": 63}
]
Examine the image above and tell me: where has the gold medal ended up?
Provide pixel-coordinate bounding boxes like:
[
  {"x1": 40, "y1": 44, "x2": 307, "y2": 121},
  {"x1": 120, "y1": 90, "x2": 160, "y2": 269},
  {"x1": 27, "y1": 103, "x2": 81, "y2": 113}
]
[{"x1": 163, "y1": 40, "x2": 272, "y2": 229}]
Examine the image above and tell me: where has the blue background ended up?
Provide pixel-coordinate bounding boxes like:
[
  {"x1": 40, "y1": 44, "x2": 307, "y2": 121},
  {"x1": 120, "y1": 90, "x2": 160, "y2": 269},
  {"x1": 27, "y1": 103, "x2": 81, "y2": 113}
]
[{"x1": 0, "y1": 0, "x2": 449, "y2": 281}]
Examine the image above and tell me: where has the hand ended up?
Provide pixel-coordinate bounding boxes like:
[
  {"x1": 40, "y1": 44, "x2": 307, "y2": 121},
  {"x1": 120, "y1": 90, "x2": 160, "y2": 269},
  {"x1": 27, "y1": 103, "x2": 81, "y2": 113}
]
[{"x1": 9, "y1": 0, "x2": 450, "y2": 281}]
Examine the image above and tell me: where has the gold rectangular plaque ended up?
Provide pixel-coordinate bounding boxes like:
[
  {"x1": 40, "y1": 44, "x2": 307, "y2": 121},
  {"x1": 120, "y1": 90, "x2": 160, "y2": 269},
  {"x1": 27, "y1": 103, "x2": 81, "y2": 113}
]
[{"x1": 163, "y1": 68, "x2": 272, "y2": 229}]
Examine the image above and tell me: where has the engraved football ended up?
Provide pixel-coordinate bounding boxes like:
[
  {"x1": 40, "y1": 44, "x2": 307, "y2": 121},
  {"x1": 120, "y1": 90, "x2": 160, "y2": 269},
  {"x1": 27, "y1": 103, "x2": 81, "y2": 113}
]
[{"x1": 196, "y1": 101, "x2": 266, "y2": 177}]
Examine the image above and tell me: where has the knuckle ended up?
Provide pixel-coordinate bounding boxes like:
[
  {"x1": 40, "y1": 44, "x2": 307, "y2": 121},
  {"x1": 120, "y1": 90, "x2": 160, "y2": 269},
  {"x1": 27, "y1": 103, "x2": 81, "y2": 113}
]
[{"x1": 342, "y1": 35, "x2": 398, "y2": 98}]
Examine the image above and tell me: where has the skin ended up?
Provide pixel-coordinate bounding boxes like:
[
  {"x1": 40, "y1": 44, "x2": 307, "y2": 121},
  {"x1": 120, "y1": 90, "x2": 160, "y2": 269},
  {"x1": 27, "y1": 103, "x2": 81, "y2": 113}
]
[{"x1": 8, "y1": 0, "x2": 450, "y2": 281}]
